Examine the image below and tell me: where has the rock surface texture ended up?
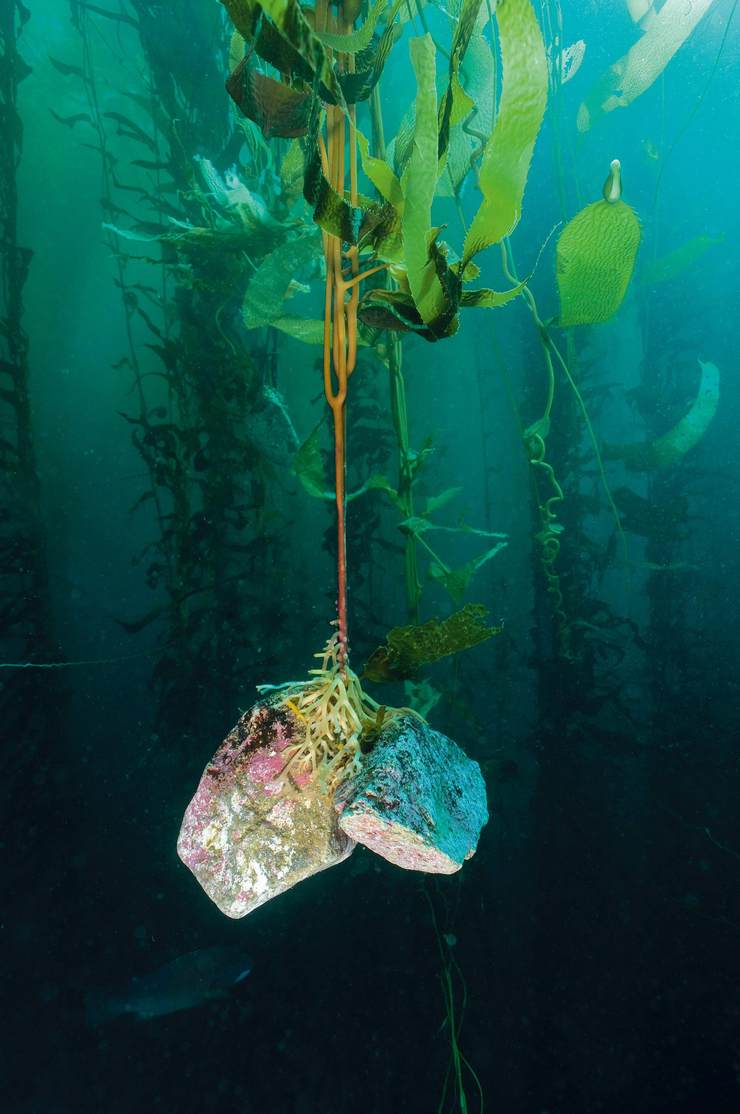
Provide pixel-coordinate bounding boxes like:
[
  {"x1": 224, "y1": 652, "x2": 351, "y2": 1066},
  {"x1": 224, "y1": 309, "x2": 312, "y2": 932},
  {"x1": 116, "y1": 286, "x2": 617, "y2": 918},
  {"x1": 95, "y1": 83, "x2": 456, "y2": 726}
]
[
  {"x1": 336, "y1": 713, "x2": 488, "y2": 873},
  {"x1": 177, "y1": 692, "x2": 355, "y2": 918}
]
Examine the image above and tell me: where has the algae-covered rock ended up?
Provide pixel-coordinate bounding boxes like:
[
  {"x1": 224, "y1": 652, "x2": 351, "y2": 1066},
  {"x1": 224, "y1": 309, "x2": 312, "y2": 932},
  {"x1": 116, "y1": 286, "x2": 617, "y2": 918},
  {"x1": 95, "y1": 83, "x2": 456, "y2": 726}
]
[
  {"x1": 335, "y1": 713, "x2": 488, "y2": 874},
  {"x1": 177, "y1": 692, "x2": 354, "y2": 918}
]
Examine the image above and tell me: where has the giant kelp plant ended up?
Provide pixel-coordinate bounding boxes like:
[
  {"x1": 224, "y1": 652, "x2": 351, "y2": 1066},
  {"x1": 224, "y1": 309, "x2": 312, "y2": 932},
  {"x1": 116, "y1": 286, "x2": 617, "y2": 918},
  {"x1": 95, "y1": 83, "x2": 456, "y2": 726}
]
[
  {"x1": 12, "y1": 0, "x2": 736, "y2": 1111},
  {"x1": 173, "y1": 5, "x2": 652, "y2": 1113},
  {"x1": 0, "y1": 0, "x2": 59, "y2": 742},
  {"x1": 1, "y1": 0, "x2": 75, "y2": 1030},
  {"x1": 221, "y1": 0, "x2": 548, "y2": 647},
  {"x1": 52, "y1": 0, "x2": 311, "y2": 734}
]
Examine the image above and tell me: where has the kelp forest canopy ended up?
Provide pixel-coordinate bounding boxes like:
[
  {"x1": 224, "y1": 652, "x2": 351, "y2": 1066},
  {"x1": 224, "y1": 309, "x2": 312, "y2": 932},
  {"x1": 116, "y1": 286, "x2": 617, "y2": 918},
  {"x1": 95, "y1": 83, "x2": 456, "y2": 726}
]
[
  {"x1": 5, "y1": 0, "x2": 740, "y2": 1111},
  {"x1": 14, "y1": 0, "x2": 727, "y2": 717}
]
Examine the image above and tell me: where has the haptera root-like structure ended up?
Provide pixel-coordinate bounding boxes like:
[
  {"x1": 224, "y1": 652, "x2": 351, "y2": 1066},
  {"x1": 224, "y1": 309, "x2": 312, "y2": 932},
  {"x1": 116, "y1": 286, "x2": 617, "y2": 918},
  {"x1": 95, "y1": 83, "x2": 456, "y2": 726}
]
[{"x1": 260, "y1": 634, "x2": 403, "y2": 793}]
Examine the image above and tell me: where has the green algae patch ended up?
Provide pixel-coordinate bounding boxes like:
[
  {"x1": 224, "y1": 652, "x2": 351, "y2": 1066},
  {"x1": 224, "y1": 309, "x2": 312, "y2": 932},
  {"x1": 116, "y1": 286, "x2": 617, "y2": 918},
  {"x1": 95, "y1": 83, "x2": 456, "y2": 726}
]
[{"x1": 363, "y1": 603, "x2": 501, "y2": 683}]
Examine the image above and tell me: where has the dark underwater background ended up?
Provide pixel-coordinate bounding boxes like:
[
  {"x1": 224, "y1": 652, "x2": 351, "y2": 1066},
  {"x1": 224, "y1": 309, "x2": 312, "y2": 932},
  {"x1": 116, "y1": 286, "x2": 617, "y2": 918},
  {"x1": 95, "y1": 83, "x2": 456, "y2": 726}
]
[{"x1": 3, "y1": 0, "x2": 740, "y2": 1111}]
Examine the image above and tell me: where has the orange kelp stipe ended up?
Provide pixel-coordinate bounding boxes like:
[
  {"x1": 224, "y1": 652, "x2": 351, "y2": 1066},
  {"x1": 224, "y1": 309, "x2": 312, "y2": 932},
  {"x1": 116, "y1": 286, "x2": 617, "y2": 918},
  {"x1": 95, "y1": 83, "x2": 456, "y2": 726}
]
[{"x1": 316, "y1": 0, "x2": 385, "y2": 673}]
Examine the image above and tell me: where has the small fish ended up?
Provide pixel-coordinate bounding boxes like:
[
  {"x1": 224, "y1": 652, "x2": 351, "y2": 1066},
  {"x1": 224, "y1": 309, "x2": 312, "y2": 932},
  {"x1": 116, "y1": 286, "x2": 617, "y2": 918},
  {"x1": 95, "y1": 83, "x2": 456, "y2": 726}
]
[{"x1": 85, "y1": 946, "x2": 252, "y2": 1026}]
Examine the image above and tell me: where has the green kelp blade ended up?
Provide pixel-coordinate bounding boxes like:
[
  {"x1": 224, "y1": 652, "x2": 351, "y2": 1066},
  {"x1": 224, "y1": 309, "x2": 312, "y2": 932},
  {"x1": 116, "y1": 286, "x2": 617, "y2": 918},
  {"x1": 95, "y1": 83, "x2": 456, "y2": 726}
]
[
  {"x1": 363, "y1": 604, "x2": 501, "y2": 683},
  {"x1": 302, "y1": 99, "x2": 400, "y2": 253},
  {"x1": 577, "y1": 0, "x2": 716, "y2": 131},
  {"x1": 460, "y1": 280, "x2": 528, "y2": 309},
  {"x1": 436, "y1": 26, "x2": 495, "y2": 198},
  {"x1": 604, "y1": 359, "x2": 720, "y2": 470},
  {"x1": 356, "y1": 130, "x2": 403, "y2": 208},
  {"x1": 271, "y1": 317, "x2": 325, "y2": 344},
  {"x1": 336, "y1": 0, "x2": 406, "y2": 104},
  {"x1": 402, "y1": 36, "x2": 448, "y2": 327},
  {"x1": 243, "y1": 230, "x2": 321, "y2": 329},
  {"x1": 293, "y1": 422, "x2": 397, "y2": 499},
  {"x1": 429, "y1": 539, "x2": 508, "y2": 605},
  {"x1": 357, "y1": 288, "x2": 439, "y2": 336},
  {"x1": 462, "y1": 0, "x2": 547, "y2": 265},
  {"x1": 556, "y1": 200, "x2": 641, "y2": 327},
  {"x1": 315, "y1": 0, "x2": 387, "y2": 53},
  {"x1": 639, "y1": 234, "x2": 724, "y2": 287},
  {"x1": 279, "y1": 139, "x2": 305, "y2": 210},
  {"x1": 399, "y1": 518, "x2": 508, "y2": 603},
  {"x1": 272, "y1": 316, "x2": 372, "y2": 347},
  {"x1": 227, "y1": 61, "x2": 311, "y2": 138},
  {"x1": 437, "y1": 0, "x2": 483, "y2": 170},
  {"x1": 220, "y1": 0, "x2": 262, "y2": 43},
  {"x1": 293, "y1": 421, "x2": 332, "y2": 500},
  {"x1": 258, "y1": 0, "x2": 346, "y2": 107},
  {"x1": 357, "y1": 269, "x2": 462, "y2": 340}
]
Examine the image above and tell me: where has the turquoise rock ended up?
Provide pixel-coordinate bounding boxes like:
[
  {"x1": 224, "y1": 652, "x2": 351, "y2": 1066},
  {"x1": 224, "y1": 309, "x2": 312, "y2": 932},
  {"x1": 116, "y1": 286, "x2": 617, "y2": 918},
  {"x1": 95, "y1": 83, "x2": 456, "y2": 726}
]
[{"x1": 335, "y1": 713, "x2": 488, "y2": 874}]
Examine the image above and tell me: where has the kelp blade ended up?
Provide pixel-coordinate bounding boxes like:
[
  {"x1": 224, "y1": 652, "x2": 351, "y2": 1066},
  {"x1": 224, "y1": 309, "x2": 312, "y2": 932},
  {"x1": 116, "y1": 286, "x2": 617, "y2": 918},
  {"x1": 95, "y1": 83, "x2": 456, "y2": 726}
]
[
  {"x1": 243, "y1": 231, "x2": 320, "y2": 329},
  {"x1": 556, "y1": 200, "x2": 641, "y2": 327},
  {"x1": 462, "y1": 0, "x2": 547, "y2": 264},
  {"x1": 639, "y1": 234, "x2": 723, "y2": 287},
  {"x1": 604, "y1": 359, "x2": 720, "y2": 470},
  {"x1": 577, "y1": 0, "x2": 716, "y2": 131},
  {"x1": 402, "y1": 36, "x2": 447, "y2": 327}
]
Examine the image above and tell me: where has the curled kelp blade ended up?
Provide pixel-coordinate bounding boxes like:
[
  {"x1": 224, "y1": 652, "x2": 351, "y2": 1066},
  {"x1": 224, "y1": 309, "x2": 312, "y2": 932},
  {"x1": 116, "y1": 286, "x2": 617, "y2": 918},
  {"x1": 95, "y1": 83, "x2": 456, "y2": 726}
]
[
  {"x1": 604, "y1": 359, "x2": 720, "y2": 470},
  {"x1": 221, "y1": 0, "x2": 346, "y2": 107},
  {"x1": 226, "y1": 59, "x2": 311, "y2": 138},
  {"x1": 314, "y1": 0, "x2": 388, "y2": 52},
  {"x1": 577, "y1": 0, "x2": 716, "y2": 132},
  {"x1": 556, "y1": 199, "x2": 641, "y2": 327},
  {"x1": 444, "y1": 21, "x2": 496, "y2": 186}
]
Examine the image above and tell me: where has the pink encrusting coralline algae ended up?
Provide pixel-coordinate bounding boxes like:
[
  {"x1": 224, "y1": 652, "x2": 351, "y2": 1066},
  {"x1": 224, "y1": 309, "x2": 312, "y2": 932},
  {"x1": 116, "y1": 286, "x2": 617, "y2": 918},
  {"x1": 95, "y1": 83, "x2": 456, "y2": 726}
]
[{"x1": 177, "y1": 691, "x2": 354, "y2": 918}]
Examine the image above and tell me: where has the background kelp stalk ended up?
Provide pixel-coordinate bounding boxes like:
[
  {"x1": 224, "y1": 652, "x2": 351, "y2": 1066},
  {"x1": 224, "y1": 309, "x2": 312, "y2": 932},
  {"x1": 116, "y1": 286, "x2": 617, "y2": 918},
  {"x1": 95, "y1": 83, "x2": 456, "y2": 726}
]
[{"x1": 5, "y1": 0, "x2": 740, "y2": 1112}]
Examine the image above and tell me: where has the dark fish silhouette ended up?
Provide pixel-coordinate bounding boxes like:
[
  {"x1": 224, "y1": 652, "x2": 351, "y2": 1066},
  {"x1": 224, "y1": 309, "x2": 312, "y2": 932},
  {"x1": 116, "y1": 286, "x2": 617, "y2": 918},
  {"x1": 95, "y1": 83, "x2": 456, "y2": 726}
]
[{"x1": 85, "y1": 946, "x2": 252, "y2": 1025}]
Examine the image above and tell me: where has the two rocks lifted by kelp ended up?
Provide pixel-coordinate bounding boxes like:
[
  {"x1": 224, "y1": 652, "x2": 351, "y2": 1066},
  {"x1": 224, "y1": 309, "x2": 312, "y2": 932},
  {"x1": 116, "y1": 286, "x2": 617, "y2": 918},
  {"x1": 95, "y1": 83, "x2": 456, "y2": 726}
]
[{"x1": 178, "y1": 637, "x2": 488, "y2": 917}]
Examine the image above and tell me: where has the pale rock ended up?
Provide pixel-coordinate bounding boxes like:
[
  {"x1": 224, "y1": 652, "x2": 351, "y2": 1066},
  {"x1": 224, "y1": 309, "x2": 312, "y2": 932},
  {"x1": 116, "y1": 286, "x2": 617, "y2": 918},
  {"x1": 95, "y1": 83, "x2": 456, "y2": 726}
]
[{"x1": 177, "y1": 692, "x2": 354, "y2": 918}]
